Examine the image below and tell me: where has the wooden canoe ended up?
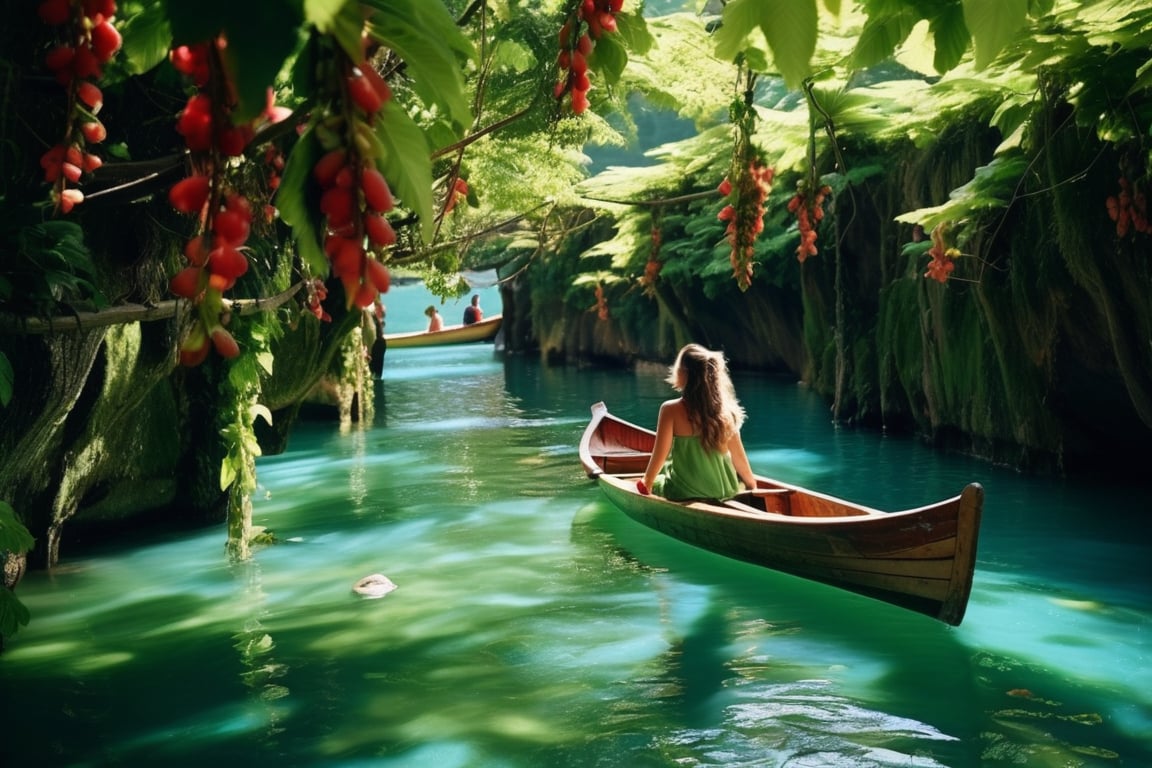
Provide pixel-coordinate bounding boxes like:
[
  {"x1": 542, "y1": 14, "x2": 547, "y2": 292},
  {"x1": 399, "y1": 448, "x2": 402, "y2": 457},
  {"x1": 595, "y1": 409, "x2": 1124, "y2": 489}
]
[
  {"x1": 383, "y1": 314, "x2": 503, "y2": 349},
  {"x1": 579, "y1": 401, "x2": 982, "y2": 626}
]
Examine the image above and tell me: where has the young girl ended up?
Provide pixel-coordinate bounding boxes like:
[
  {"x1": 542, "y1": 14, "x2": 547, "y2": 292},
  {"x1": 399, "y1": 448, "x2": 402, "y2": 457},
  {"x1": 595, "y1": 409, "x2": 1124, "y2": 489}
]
[
  {"x1": 424, "y1": 305, "x2": 444, "y2": 332},
  {"x1": 638, "y1": 344, "x2": 756, "y2": 500}
]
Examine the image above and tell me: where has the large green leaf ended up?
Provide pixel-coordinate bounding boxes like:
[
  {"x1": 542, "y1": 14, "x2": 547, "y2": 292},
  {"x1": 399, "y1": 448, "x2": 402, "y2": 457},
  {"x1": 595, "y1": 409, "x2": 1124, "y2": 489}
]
[
  {"x1": 895, "y1": 155, "x2": 1029, "y2": 229},
  {"x1": 363, "y1": 0, "x2": 475, "y2": 132},
  {"x1": 276, "y1": 129, "x2": 328, "y2": 277},
  {"x1": 0, "y1": 589, "x2": 31, "y2": 638},
  {"x1": 590, "y1": 33, "x2": 629, "y2": 87},
  {"x1": 118, "y1": 0, "x2": 173, "y2": 75},
  {"x1": 375, "y1": 100, "x2": 436, "y2": 242},
  {"x1": 166, "y1": 0, "x2": 304, "y2": 122},
  {"x1": 928, "y1": 3, "x2": 971, "y2": 74},
  {"x1": 963, "y1": 0, "x2": 1028, "y2": 70},
  {"x1": 850, "y1": 9, "x2": 919, "y2": 71},
  {"x1": 305, "y1": 0, "x2": 364, "y2": 61},
  {"x1": 0, "y1": 501, "x2": 34, "y2": 554},
  {"x1": 713, "y1": 0, "x2": 817, "y2": 89}
]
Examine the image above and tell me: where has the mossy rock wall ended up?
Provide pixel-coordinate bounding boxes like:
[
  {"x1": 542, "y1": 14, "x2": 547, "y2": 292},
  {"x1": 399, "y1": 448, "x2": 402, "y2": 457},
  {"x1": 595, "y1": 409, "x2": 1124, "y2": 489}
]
[{"x1": 507, "y1": 104, "x2": 1151, "y2": 473}]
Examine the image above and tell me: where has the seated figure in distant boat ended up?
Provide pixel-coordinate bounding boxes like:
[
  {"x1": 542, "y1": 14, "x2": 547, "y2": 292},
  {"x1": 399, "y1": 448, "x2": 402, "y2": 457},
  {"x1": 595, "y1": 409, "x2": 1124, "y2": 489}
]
[
  {"x1": 424, "y1": 304, "x2": 444, "y2": 332},
  {"x1": 462, "y1": 294, "x2": 483, "y2": 325},
  {"x1": 638, "y1": 343, "x2": 756, "y2": 501}
]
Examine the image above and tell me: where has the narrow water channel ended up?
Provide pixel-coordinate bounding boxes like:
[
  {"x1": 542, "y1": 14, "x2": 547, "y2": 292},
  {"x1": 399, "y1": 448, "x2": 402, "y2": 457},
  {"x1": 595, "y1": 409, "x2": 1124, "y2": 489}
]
[{"x1": 1, "y1": 283, "x2": 1149, "y2": 767}]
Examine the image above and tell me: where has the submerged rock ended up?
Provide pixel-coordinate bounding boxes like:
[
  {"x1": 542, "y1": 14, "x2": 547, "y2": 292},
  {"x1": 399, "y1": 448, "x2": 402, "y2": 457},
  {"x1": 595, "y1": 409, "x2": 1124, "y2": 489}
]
[{"x1": 353, "y1": 573, "x2": 397, "y2": 599}]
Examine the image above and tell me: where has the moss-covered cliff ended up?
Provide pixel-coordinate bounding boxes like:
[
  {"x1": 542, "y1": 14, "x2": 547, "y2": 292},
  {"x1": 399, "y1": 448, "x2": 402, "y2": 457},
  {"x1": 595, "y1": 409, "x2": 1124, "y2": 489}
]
[{"x1": 501, "y1": 97, "x2": 1151, "y2": 475}]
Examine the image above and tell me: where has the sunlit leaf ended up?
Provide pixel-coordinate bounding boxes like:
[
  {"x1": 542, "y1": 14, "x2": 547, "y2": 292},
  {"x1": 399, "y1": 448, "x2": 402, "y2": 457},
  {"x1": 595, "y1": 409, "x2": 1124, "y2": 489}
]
[
  {"x1": 963, "y1": 0, "x2": 1028, "y2": 70},
  {"x1": 851, "y1": 10, "x2": 918, "y2": 71},
  {"x1": 364, "y1": 0, "x2": 475, "y2": 132},
  {"x1": 375, "y1": 101, "x2": 436, "y2": 241},
  {"x1": 714, "y1": 0, "x2": 817, "y2": 89},
  {"x1": 928, "y1": 3, "x2": 971, "y2": 74},
  {"x1": 118, "y1": 1, "x2": 173, "y2": 75}
]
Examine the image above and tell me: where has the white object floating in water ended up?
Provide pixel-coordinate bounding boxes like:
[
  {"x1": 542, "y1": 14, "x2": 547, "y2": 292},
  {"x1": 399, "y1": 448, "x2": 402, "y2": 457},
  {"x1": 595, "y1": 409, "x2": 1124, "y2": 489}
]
[{"x1": 353, "y1": 573, "x2": 398, "y2": 599}]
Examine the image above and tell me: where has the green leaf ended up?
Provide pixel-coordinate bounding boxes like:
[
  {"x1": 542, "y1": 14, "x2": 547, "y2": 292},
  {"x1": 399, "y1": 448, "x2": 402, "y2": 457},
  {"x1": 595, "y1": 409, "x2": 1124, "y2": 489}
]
[
  {"x1": 363, "y1": 0, "x2": 475, "y2": 132},
  {"x1": 0, "y1": 352, "x2": 13, "y2": 408},
  {"x1": 0, "y1": 589, "x2": 31, "y2": 638},
  {"x1": 851, "y1": 10, "x2": 918, "y2": 71},
  {"x1": 220, "y1": 455, "x2": 238, "y2": 492},
  {"x1": 713, "y1": 0, "x2": 816, "y2": 89},
  {"x1": 614, "y1": 12, "x2": 654, "y2": 57},
  {"x1": 118, "y1": 0, "x2": 173, "y2": 75},
  {"x1": 277, "y1": 129, "x2": 328, "y2": 277},
  {"x1": 929, "y1": 3, "x2": 971, "y2": 74},
  {"x1": 0, "y1": 501, "x2": 35, "y2": 554},
  {"x1": 963, "y1": 0, "x2": 1028, "y2": 70},
  {"x1": 590, "y1": 32, "x2": 628, "y2": 87},
  {"x1": 307, "y1": 0, "x2": 365, "y2": 61},
  {"x1": 375, "y1": 100, "x2": 436, "y2": 241}
]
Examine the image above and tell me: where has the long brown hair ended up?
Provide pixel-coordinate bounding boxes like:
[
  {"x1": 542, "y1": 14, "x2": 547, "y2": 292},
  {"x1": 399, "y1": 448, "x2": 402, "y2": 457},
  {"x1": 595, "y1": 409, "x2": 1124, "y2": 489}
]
[{"x1": 667, "y1": 344, "x2": 745, "y2": 452}]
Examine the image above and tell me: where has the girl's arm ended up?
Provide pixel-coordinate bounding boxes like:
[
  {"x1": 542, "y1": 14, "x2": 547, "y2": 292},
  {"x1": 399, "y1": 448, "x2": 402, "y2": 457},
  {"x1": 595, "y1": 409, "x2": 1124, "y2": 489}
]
[
  {"x1": 640, "y1": 402, "x2": 675, "y2": 493},
  {"x1": 727, "y1": 431, "x2": 756, "y2": 490}
]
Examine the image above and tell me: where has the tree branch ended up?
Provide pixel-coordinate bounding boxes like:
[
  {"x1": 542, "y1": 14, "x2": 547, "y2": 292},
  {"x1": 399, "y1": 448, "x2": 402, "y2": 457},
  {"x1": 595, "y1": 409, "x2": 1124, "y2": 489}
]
[{"x1": 0, "y1": 282, "x2": 305, "y2": 335}]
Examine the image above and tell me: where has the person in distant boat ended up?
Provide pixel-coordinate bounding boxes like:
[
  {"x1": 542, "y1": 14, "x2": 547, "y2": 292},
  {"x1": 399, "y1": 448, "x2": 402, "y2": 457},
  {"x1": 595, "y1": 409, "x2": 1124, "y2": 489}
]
[
  {"x1": 424, "y1": 305, "x2": 444, "y2": 332},
  {"x1": 369, "y1": 297, "x2": 386, "y2": 376},
  {"x1": 638, "y1": 343, "x2": 756, "y2": 501},
  {"x1": 462, "y1": 294, "x2": 483, "y2": 325}
]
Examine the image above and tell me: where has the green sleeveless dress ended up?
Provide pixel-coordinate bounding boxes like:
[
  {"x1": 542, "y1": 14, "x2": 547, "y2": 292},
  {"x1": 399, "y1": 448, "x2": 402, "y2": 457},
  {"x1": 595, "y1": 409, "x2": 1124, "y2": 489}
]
[{"x1": 650, "y1": 435, "x2": 740, "y2": 501}]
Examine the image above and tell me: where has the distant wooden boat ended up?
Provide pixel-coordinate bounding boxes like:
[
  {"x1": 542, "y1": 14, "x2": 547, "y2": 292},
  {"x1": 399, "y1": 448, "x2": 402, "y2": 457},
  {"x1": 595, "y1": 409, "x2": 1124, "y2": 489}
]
[
  {"x1": 579, "y1": 402, "x2": 983, "y2": 626},
  {"x1": 383, "y1": 314, "x2": 503, "y2": 348}
]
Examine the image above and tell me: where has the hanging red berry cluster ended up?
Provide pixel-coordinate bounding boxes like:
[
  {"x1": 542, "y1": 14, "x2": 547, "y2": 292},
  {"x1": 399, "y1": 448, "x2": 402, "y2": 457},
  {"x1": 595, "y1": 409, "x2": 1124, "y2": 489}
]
[
  {"x1": 553, "y1": 0, "x2": 624, "y2": 115},
  {"x1": 165, "y1": 38, "x2": 287, "y2": 366},
  {"x1": 1105, "y1": 176, "x2": 1150, "y2": 237},
  {"x1": 717, "y1": 160, "x2": 774, "y2": 290},
  {"x1": 786, "y1": 181, "x2": 831, "y2": 262},
  {"x1": 37, "y1": 0, "x2": 121, "y2": 214},
  {"x1": 309, "y1": 51, "x2": 396, "y2": 312},
  {"x1": 639, "y1": 225, "x2": 662, "y2": 295},
  {"x1": 923, "y1": 222, "x2": 958, "y2": 284},
  {"x1": 443, "y1": 177, "x2": 469, "y2": 215}
]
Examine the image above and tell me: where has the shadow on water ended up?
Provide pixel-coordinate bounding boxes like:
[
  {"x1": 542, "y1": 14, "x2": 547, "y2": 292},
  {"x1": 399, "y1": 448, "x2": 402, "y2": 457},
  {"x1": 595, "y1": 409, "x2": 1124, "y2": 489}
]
[{"x1": 569, "y1": 494, "x2": 1151, "y2": 767}]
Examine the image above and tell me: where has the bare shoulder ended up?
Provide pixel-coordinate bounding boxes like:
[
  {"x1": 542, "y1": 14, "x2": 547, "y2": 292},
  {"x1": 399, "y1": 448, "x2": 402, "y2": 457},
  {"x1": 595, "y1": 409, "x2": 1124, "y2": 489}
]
[{"x1": 659, "y1": 399, "x2": 692, "y2": 433}]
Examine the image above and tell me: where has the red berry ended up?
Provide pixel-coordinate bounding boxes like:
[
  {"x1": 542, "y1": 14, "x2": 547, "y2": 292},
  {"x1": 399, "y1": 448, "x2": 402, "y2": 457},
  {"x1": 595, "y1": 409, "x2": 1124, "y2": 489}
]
[
  {"x1": 365, "y1": 213, "x2": 396, "y2": 247},
  {"x1": 38, "y1": 0, "x2": 73, "y2": 25},
  {"x1": 361, "y1": 168, "x2": 393, "y2": 213},
  {"x1": 366, "y1": 257, "x2": 391, "y2": 293},
  {"x1": 347, "y1": 68, "x2": 383, "y2": 115},
  {"x1": 169, "y1": 175, "x2": 211, "y2": 214},
  {"x1": 81, "y1": 121, "x2": 107, "y2": 144},
  {"x1": 361, "y1": 65, "x2": 392, "y2": 105},
  {"x1": 77, "y1": 81, "x2": 104, "y2": 113},
  {"x1": 313, "y1": 149, "x2": 347, "y2": 188},
  {"x1": 210, "y1": 327, "x2": 240, "y2": 358},
  {"x1": 169, "y1": 266, "x2": 204, "y2": 299},
  {"x1": 208, "y1": 245, "x2": 249, "y2": 280},
  {"x1": 213, "y1": 209, "x2": 251, "y2": 247},
  {"x1": 58, "y1": 188, "x2": 85, "y2": 213},
  {"x1": 320, "y1": 186, "x2": 355, "y2": 227},
  {"x1": 184, "y1": 235, "x2": 210, "y2": 266},
  {"x1": 90, "y1": 20, "x2": 122, "y2": 62},
  {"x1": 45, "y1": 45, "x2": 75, "y2": 73}
]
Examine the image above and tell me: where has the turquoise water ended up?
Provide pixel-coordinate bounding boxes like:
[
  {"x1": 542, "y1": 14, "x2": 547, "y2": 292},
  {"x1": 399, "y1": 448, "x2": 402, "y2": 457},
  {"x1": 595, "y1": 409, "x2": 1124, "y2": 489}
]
[{"x1": 1, "y1": 283, "x2": 1149, "y2": 767}]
